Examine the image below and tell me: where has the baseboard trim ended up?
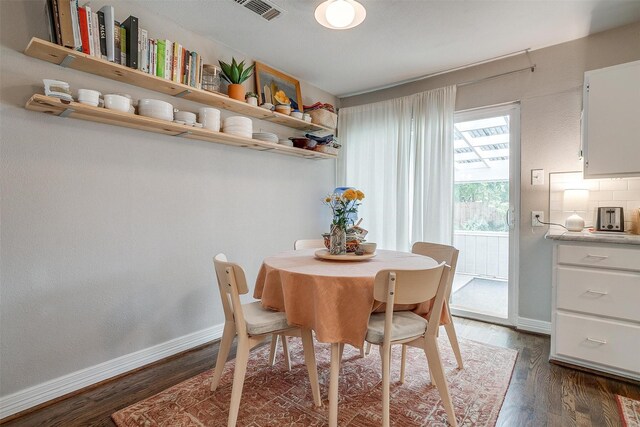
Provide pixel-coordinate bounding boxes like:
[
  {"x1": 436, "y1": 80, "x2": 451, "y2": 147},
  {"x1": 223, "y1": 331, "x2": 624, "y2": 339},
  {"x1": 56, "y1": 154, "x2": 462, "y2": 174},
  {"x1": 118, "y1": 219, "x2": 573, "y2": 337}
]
[
  {"x1": 0, "y1": 323, "x2": 224, "y2": 420},
  {"x1": 517, "y1": 317, "x2": 551, "y2": 335}
]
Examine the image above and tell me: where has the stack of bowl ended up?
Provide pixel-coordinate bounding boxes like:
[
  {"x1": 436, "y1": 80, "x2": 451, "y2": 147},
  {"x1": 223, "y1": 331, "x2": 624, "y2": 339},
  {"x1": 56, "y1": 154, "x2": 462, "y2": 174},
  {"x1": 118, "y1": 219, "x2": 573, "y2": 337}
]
[
  {"x1": 252, "y1": 132, "x2": 278, "y2": 143},
  {"x1": 222, "y1": 116, "x2": 252, "y2": 139},
  {"x1": 138, "y1": 99, "x2": 174, "y2": 121}
]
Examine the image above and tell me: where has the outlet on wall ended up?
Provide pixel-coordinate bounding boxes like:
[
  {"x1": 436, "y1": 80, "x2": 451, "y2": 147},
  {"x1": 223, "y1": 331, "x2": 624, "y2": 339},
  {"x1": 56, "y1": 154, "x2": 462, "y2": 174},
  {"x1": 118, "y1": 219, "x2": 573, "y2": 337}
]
[{"x1": 532, "y1": 211, "x2": 544, "y2": 227}]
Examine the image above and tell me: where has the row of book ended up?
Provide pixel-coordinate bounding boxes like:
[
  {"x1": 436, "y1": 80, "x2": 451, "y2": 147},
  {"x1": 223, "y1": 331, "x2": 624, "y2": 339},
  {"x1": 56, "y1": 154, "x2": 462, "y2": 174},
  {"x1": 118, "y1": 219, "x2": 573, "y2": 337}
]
[{"x1": 44, "y1": 1, "x2": 204, "y2": 89}]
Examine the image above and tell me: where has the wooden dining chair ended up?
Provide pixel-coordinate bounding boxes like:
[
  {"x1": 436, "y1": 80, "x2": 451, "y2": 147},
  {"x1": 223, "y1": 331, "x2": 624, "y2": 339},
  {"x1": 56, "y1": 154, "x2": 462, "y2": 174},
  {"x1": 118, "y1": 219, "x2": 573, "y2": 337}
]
[
  {"x1": 365, "y1": 263, "x2": 457, "y2": 427},
  {"x1": 364, "y1": 242, "x2": 463, "y2": 381},
  {"x1": 293, "y1": 238, "x2": 325, "y2": 249},
  {"x1": 211, "y1": 254, "x2": 322, "y2": 427}
]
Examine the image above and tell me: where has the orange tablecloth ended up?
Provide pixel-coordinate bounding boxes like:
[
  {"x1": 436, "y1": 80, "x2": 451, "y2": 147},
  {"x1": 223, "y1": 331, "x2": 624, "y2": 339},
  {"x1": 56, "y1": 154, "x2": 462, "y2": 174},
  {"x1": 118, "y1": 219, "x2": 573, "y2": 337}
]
[{"x1": 254, "y1": 249, "x2": 450, "y2": 348}]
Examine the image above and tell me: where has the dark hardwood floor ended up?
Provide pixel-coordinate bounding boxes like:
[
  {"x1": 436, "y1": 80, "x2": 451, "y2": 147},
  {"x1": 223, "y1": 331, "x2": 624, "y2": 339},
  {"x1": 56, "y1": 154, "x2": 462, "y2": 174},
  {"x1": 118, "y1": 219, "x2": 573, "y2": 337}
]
[{"x1": 3, "y1": 317, "x2": 639, "y2": 426}]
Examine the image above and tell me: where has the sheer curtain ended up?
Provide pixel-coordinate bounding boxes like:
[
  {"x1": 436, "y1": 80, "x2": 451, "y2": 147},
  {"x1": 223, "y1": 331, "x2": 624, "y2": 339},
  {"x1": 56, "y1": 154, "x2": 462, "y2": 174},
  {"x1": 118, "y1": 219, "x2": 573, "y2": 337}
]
[{"x1": 337, "y1": 85, "x2": 456, "y2": 251}]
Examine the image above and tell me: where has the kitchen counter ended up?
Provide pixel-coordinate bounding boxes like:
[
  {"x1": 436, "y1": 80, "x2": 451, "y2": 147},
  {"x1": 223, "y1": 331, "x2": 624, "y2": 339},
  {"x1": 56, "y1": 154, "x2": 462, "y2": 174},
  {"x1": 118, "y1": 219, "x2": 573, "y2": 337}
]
[{"x1": 545, "y1": 231, "x2": 640, "y2": 245}]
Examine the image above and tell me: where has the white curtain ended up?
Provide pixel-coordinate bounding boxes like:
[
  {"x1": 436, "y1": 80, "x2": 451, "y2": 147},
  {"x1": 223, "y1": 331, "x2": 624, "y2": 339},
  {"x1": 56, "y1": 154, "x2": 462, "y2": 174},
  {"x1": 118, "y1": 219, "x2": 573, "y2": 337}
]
[{"x1": 337, "y1": 85, "x2": 456, "y2": 251}]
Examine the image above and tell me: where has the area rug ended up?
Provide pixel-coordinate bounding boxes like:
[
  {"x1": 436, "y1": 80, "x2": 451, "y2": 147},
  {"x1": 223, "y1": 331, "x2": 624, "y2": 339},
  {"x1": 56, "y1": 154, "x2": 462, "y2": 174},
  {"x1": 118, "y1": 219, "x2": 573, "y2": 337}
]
[
  {"x1": 617, "y1": 395, "x2": 640, "y2": 427},
  {"x1": 112, "y1": 336, "x2": 517, "y2": 426}
]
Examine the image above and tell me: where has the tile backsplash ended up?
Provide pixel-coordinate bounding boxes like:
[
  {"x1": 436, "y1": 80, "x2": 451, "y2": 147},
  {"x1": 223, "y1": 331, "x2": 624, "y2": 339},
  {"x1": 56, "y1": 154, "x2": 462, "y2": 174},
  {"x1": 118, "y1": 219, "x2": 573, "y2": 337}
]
[{"x1": 549, "y1": 172, "x2": 640, "y2": 233}]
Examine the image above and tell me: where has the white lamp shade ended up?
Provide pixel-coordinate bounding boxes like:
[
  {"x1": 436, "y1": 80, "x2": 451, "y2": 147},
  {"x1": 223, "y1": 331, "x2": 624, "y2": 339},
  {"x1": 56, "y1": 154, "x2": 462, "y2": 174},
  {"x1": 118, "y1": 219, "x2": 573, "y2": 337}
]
[
  {"x1": 315, "y1": 0, "x2": 366, "y2": 30},
  {"x1": 563, "y1": 189, "x2": 589, "y2": 212}
]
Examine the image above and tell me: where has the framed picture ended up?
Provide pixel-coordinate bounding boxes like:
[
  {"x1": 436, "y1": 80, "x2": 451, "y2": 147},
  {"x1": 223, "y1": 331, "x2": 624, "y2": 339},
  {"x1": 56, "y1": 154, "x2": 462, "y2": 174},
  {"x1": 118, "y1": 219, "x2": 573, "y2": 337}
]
[{"x1": 254, "y1": 62, "x2": 303, "y2": 111}]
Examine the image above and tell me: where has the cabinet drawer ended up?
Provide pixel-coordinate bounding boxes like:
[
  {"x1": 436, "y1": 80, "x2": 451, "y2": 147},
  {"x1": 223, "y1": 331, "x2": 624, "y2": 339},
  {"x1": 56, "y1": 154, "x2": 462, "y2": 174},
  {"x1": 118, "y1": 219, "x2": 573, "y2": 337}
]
[
  {"x1": 557, "y1": 267, "x2": 640, "y2": 322},
  {"x1": 557, "y1": 245, "x2": 640, "y2": 272},
  {"x1": 555, "y1": 312, "x2": 640, "y2": 373}
]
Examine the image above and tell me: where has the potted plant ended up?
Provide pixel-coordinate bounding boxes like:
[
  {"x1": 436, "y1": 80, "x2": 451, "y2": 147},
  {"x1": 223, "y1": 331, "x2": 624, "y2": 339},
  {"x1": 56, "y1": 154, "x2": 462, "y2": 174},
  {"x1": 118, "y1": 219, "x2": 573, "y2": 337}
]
[
  {"x1": 218, "y1": 58, "x2": 255, "y2": 101},
  {"x1": 245, "y1": 91, "x2": 259, "y2": 106}
]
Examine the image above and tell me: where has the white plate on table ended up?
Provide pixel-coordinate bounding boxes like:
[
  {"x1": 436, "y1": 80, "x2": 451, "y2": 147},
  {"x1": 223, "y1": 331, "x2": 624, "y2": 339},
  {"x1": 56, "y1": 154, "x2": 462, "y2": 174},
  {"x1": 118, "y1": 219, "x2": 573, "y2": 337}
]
[{"x1": 314, "y1": 249, "x2": 376, "y2": 261}]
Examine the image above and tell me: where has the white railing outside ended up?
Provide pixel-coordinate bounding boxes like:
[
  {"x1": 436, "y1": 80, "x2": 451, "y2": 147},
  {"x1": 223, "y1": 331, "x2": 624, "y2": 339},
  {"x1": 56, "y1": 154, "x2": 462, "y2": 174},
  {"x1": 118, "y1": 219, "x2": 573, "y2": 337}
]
[{"x1": 453, "y1": 230, "x2": 508, "y2": 279}]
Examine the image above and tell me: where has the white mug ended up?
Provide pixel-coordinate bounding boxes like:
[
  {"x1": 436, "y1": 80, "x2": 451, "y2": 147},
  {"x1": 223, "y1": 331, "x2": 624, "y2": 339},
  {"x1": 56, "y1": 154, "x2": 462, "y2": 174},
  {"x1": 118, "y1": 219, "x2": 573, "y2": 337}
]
[
  {"x1": 77, "y1": 89, "x2": 101, "y2": 107},
  {"x1": 198, "y1": 107, "x2": 221, "y2": 131}
]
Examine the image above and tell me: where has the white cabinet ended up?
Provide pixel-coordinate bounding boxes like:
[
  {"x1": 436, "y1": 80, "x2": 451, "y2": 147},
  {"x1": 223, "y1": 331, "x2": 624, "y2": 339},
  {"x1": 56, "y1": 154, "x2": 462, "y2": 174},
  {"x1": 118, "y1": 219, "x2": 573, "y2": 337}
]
[
  {"x1": 582, "y1": 60, "x2": 640, "y2": 178},
  {"x1": 550, "y1": 242, "x2": 640, "y2": 380}
]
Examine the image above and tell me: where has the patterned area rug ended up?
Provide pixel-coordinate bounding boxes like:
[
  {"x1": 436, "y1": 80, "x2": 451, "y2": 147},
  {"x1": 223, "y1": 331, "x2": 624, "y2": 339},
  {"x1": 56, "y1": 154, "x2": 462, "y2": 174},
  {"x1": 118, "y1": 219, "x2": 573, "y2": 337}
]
[
  {"x1": 113, "y1": 336, "x2": 517, "y2": 426},
  {"x1": 617, "y1": 395, "x2": 640, "y2": 427}
]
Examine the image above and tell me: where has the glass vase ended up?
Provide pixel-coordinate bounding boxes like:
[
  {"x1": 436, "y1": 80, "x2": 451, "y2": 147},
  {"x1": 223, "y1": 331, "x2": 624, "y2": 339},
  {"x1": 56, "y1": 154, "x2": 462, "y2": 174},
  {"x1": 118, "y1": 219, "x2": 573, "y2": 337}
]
[{"x1": 329, "y1": 224, "x2": 346, "y2": 255}]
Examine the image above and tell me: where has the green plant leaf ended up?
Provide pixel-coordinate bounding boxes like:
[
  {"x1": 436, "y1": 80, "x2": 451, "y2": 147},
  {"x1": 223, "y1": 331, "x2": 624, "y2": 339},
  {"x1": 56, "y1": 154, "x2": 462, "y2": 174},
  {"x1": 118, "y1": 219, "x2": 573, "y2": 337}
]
[
  {"x1": 219, "y1": 60, "x2": 232, "y2": 83},
  {"x1": 239, "y1": 63, "x2": 254, "y2": 83}
]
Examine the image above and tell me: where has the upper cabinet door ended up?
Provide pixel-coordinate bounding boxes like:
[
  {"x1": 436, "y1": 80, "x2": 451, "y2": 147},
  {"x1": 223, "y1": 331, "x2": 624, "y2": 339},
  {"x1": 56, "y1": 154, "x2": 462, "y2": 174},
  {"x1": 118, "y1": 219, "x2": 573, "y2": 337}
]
[{"x1": 583, "y1": 60, "x2": 640, "y2": 178}]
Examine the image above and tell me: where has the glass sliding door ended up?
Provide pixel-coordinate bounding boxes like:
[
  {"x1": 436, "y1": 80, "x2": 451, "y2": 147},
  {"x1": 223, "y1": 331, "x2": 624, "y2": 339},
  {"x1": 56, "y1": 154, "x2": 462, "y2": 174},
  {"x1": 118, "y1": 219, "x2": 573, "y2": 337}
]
[{"x1": 450, "y1": 104, "x2": 520, "y2": 325}]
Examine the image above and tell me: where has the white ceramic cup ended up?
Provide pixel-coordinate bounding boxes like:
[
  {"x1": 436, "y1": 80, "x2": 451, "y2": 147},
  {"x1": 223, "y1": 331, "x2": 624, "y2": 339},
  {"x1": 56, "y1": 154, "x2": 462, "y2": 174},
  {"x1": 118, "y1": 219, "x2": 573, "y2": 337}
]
[
  {"x1": 103, "y1": 94, "x2": 130, "y2": 112},
  {"x1": 174, "y1": 110, "x2": 197, "y2": 124},
  {"x1": 77, "y1": 89, "x2": 101, "y2": 107},
  {"x1": 198, "y1": 107, "x2": 221, "y2": 131},
  {"x1": 246, "y1": 97, "x2": 258, "y2": 106},
  {"x1": 359, "y1": 242, "x2": 377, "y2": 254}
]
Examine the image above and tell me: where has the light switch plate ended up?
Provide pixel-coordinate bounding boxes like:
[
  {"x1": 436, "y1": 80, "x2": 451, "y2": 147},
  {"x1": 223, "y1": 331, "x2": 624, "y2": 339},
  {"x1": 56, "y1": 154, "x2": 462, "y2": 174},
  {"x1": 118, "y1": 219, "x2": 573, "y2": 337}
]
[{"x1": 531, "y1": 169, "x2": 544, "y2": 185}]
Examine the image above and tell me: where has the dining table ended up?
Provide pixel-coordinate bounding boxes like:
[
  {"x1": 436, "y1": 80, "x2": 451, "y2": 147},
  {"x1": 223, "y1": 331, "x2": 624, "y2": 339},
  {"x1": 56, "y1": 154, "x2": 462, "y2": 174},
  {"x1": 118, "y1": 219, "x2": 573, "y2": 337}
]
[{"x1": 254, "y1": 248, "x2": 448, "y2": 427}]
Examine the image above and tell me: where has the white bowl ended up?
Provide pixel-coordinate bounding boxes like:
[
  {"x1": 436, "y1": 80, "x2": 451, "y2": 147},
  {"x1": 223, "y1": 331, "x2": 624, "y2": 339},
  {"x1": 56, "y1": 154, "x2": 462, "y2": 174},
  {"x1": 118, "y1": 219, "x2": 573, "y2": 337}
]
[
  {"x1": 138, "y1": 109, "x2": 173, "y2": 121},
  {"x1": 174, "y1": 111, "x2": 196, "y2": 124},
  {"x1": 223, "y1": 116, "x2": 252, "y2": 126},
  {"x1": 138, "y1": 99, "x2": 173, "y2": 113},
  {"x1": 103, "y1": 94, "x2": 130, "y2": 112},
  {"x1": 77, "y1": 89, "x2": 101, "y2": 106},
  {"x1": 359, "y1": 242, "x2": 377, "y2": 254},
  {"x1": 290, "y1": 111, "x2": 303, "y2": 119},
  {"x1": 261, "y1": 103, "x2": 274, "y2": 110}
]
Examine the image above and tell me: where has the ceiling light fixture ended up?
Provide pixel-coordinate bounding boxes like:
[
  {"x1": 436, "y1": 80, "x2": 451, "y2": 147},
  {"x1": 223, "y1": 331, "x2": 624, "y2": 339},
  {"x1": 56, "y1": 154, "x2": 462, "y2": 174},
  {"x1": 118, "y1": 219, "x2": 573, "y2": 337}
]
[{"x1": 315, "y1": 0, "x2": 366, "y2": 30}]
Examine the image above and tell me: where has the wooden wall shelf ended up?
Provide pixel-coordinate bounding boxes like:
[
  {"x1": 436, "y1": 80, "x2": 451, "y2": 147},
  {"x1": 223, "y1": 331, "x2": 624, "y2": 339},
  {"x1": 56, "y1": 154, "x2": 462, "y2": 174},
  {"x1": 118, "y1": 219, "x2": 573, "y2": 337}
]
[
  {"x1": 24, "y1": 38, "x2": 335, "y2": 133},
  {"x1": 25, "y1": 95, "x2": 335, "y2": 160}
]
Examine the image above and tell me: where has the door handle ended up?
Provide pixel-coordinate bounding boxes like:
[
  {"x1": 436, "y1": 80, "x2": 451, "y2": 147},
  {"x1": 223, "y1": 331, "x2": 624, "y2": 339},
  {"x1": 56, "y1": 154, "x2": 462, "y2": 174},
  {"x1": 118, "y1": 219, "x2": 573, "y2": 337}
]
[
  {"x1": 585, "y1": 254, "x2": 608, "y2": 261},
  {"x1": 586, "y1": 337, "x2": 607, "y2": 345},
  {"x1": 585, "y1": 289, "x2": 608, "y2": 296}
]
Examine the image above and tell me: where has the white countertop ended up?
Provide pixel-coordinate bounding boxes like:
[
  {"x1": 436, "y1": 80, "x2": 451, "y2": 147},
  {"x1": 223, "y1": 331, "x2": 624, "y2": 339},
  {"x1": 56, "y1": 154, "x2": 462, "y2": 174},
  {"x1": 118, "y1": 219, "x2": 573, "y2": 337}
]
[{"x1": 545, "y1": 231, "x2": 640, "y2": 245}]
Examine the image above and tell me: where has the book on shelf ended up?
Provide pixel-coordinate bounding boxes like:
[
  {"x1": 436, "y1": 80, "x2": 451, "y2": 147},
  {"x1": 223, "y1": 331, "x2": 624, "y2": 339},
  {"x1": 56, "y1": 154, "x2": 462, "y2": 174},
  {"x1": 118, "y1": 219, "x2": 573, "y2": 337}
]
[
  {"x1": 139, "y1": 28, "x2": 148, "y2": 73},
  {"x1": 150, "y1": 39, "x2": 157, "y2": 76},
  {"x1": 77, "y1": 6, "x2": 90, "y2": 55},
  {"x1": 121, "y1": 15, "x2": 138, "y2": 69},
  {"x1": 119, "y1": 26, "x2": 126, "y2": 65},
  {"x1": 164, "y1": 40, "x2": 172, "y2": 80},
  {"x1": 70, "y1": 0, "x2": 82, "y2": 52},
  {"x1": 156, "y1": 39, "x2": 165, "y2": 78},
  {"x1": 57, "y1": 0, "x2": 75, "y2": 49},
  {"x1": 98, "y1": 5, "x2": 114, "y2": 61},
  {"x1": 45, "y1": 0, "x2": 59, "y2": 44},
  {"x1": 97, "y1": 10, "x2": 107, "y2": 59},
  {"x1": 91, "y1": 11, "x2": 100, "y2": 58}
]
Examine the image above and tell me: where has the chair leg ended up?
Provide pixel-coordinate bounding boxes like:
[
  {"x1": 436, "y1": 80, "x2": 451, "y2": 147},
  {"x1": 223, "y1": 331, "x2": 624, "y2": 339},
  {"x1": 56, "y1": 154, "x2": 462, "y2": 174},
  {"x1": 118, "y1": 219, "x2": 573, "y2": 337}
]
[
  {"x1": 359, "y1": 346, "x2": 365, "y2": 358},
  {"x1": 301, "y1": 328, "x2": 322, "y2": 407},
  {"x1": 444, "y1": 322, "x2": 463, "y2": 369},
  {"x1": 227, "y1": 335, "x2": 250, "y2": 427},
  {"x1": 365, "y1": 341, "x2": 372, "y2": 355},
  {"x1": 281, "y1": 334, "x2": 291, "y2": 371},
  {"x1": 399, "y1": 344, "x2": 407, "y2": 384},
  {"x1": 424, "y1": 336, "x2": 457, "y2": 427},
  {"x1": 211, "y1": 322, "x2": 236, "y2": 392},
  {"x1": 268, "y1": 334, "x2": 279, "y2": 366},
  {"x1": 329, "y1": 343, "x2": 341, "y2": 427},
  {"x1": 381, "y1": 343, "x2": 391, "y2": 427}
]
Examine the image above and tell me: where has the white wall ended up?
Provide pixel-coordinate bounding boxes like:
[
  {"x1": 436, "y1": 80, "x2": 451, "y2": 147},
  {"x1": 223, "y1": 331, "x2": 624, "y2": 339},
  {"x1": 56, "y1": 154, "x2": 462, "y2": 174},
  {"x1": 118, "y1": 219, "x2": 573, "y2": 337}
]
[
  {"x1": 0, "y1": 0, "x2": 337, "y2": 407},
  {"x1": 341, "y1": 22, "x2": 640, "y2": 324}
]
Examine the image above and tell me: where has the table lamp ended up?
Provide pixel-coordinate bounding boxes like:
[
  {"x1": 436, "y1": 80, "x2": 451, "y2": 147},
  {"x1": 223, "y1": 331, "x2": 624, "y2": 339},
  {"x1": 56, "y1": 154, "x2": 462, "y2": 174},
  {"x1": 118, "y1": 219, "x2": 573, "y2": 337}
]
[{"x1": 563, "y1": 189, "x2": 589, "y2": 232}]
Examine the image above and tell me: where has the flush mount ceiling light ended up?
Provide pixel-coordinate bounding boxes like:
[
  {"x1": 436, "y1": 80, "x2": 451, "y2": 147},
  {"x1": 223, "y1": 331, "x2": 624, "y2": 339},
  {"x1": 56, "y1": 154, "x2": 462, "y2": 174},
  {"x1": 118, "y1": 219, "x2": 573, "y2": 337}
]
[{"x1": 315, "y1": 0, "x2": 366, "y2": 30}]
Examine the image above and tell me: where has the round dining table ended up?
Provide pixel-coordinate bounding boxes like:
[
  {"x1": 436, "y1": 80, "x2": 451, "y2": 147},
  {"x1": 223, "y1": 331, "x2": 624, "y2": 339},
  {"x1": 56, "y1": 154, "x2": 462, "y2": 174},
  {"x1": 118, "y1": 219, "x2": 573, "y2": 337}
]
[{"x1": 254, "y1": 248, "x2": 447, "y2": 427}]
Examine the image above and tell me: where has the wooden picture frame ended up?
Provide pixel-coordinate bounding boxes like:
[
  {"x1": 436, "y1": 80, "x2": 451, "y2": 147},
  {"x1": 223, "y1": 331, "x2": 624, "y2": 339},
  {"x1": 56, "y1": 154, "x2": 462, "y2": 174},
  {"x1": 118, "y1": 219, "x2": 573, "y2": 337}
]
[{"x1": 254, "y1": 62, "x2": 303, "y2": 111}]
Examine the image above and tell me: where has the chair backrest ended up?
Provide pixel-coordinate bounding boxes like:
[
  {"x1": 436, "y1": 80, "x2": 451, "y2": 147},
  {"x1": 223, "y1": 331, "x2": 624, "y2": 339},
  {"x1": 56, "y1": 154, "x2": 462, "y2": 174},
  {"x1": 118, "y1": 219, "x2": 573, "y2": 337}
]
[
  {"x1": 213, "y1": 253, "x2": 249, "y2": 334},
  {"x1": 411, "y1": 242, "x2": 459, "y2": 298},
  {"x1": 294, "y1": 239, "x2": 325, "y2": 250},
  {"x1": 374, "y1": 262, "x2": 450, "y2": 341}
]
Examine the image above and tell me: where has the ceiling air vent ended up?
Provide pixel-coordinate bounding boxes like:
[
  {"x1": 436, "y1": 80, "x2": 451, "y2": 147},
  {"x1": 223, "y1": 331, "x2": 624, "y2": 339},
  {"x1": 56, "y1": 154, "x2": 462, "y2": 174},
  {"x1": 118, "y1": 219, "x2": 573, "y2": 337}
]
[{"x1": 233, "y1": 0, "x2": 284, "y2": 21}]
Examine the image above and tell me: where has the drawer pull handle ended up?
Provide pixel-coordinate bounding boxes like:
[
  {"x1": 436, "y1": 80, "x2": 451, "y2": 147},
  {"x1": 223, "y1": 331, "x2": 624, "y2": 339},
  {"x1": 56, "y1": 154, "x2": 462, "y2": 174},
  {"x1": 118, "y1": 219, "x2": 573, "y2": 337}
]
[
  {"x1": 586, "y1": 289, "x2": 609, "y2": 296},
  {"x1": 586, "y1": 337, "x2": 607, "y2": 345},
  {"x1": 585, "y1": 254, "x2": 608, "y2": 261}
]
